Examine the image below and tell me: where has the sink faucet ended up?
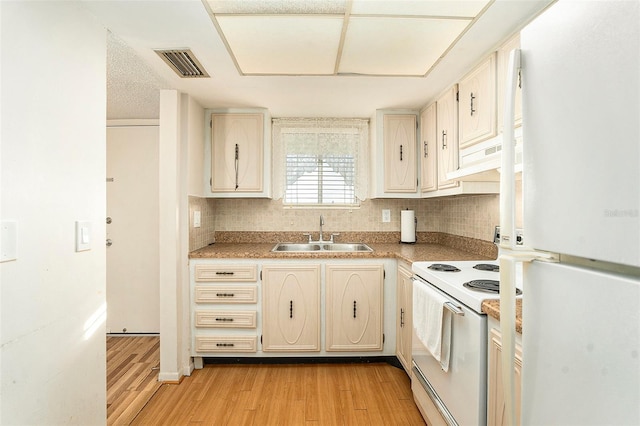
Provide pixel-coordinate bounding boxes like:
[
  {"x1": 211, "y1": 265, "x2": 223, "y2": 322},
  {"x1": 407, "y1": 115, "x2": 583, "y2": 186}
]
[{"x1": 303, "y1": 215, "x2": 339, "y2": 243}]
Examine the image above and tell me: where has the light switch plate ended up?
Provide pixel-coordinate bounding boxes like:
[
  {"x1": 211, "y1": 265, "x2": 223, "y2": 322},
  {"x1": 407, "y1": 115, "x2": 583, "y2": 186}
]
[
  {"x1": 1, "y1": 221, "x2": 18, "y2": 262},
  {"x1": 76, "y1": 221, "x2": 92, "y2": 252},
  {"x1": 382, "y1": 209, "x2": 391, "y2": 223},
  {"x1": 193, "y1": 210, "x2": 201, "y2": 228}
]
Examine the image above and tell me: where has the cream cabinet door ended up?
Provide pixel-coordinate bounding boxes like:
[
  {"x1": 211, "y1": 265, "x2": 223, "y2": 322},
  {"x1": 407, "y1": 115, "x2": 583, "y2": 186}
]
[
  {"x1": 396, "y1": 262, "x2": 413, "y2": 373},
  {"x1": 436, "y1": 86, "x2": 459, "y2": 189},
  {"x1": 211, "y1": 113, "x2": 263, "y2": 192},
  {"x1": 488, "y1": 328, "x2": 523, "y2": 426},
  {"x1": 458, "y1": 54, "x2": 497, "y2": 148},
  {"x1": 420, "y1": 103, "x2": 437, "y2": 193},
  {"x1": 325, "y1": 264, "x2": 384, "y2": 351},
  {"x1": 262, "y1": 264, "x2": 321, "y2": 352},
  {"x1": 383, "y1": 114, "x2": 417, "y2": 193}
]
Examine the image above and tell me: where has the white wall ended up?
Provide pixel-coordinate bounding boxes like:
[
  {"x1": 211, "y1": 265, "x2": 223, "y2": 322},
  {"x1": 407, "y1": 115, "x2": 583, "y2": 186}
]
[{"x1": 0, "y1": 1, "x2": 107, "y2": 424}]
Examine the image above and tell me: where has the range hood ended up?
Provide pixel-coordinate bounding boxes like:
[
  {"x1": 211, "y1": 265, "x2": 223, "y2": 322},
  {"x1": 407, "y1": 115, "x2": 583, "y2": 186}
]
[{"x1": 447, "y1": 127, "x2": 523, "y2": 182}]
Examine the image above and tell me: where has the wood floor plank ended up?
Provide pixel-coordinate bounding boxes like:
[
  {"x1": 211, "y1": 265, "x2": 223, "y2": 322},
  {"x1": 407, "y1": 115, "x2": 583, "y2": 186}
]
[{"x1": 109, "y1": 344, "x2": 426, "y2": 426}]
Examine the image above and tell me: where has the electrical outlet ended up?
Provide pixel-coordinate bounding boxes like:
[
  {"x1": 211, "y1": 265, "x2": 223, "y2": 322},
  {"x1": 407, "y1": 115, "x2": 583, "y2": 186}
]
[{"x1": 382, "y1": 209, "x2": 391, "y2": 223}]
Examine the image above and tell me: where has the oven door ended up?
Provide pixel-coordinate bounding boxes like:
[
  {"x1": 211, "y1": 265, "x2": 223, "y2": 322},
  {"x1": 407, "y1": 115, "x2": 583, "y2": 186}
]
[{"x1": 412, "y1": 277, "x2": 488, "y2": 426}]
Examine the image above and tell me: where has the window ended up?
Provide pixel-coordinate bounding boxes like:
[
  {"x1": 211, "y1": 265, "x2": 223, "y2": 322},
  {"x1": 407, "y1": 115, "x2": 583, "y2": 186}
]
[{"x1": 272, "y1": 118, "x2": 369, "y2": 206}]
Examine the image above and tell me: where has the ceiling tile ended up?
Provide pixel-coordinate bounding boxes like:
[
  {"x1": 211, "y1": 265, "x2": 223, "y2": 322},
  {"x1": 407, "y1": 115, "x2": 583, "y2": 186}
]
[
  {"x1": 216, "y1": 15, "x2": 343, "y2": 75},
  {"x1": 350, "y1": 0, "x2": 491, "y2": 17},
  {"x1": 207, "y1": 0, "x2": 347, "y2": 14},
  {"x1": 339, "y1": 17, "x2": 470, "y2": 76}
]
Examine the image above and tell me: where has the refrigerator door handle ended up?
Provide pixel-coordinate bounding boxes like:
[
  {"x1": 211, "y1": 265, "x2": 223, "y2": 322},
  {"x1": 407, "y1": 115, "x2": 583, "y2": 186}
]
[
  {"x1": 499, "y1": 250, "x2": 558, "y2": 425},
  {"x1": 500, "y1": 49, "x2": 521, "y2": 251}
]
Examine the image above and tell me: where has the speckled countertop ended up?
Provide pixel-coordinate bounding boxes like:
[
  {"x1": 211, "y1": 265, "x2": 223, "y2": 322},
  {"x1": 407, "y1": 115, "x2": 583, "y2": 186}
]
[
  {"x1": 189, "y1": 231, "x2": 521, "y2": 331},
  {"x1": 189, "y1": 242, "x2": 494, "y2": 264},
  {"x1": 482, "y1": 299, "x2": 523, "y2": 334}
]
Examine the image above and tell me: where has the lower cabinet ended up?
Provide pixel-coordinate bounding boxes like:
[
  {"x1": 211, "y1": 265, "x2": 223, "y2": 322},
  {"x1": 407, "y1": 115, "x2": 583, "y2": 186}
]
[
  {"x1": 396, "y1": 261, "x2": 413, "y2": 373},
  {"x1": 325, "y1": 264, "x2": 384, "y2": 351},
  {"x1": 189, "y1": 259, "x2": 393, "y2": 363},
  {"x1": 261, "y1": 264, "x2": 321, "y2": 352},
  {"x1": 487, "y1": 326, "x2": 523, "y2": 426}
]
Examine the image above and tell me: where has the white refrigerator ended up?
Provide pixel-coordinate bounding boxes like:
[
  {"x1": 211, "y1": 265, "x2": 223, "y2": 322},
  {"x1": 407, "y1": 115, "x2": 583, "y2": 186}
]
[{"x1": 498, "y1": 1, "x2": 640, "y2": 425}]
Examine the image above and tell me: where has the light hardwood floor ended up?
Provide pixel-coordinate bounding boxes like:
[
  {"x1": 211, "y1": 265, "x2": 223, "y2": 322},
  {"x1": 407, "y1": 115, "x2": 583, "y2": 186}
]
[
  {"x1": 107, "y1": 336, "x2": 426, "y2": 425},
  {"x1": 107, "y1": 336, "x2": 162, "y2": 425}
]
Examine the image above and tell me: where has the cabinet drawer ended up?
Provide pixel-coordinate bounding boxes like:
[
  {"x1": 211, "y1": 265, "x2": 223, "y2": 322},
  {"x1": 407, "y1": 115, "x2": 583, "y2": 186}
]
[
  {"x1": 195, "y1": 336, "x2": 257, "y2": 353},
  {"x1": 195, "y1": 285, "x2": 257, "y2": 304},
  {"x1": 194, "y1": 264, "x2": 258, "y2": 282},
  {"x1": 195, "y1": 310, "x2": 257, "y2": 328}
]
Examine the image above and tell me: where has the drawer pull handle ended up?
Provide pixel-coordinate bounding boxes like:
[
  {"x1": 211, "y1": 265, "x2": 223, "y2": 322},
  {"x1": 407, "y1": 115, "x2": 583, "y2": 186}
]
[
  {"x1": 216, "y1": 293, "x2": 235, "y2": 297},
  {"x1": 215, "y1": 318, "x2": 234, "y2": 322},
  {"x1": 216, "y1": 343, "x2": 235, "y2": 347},
  {"x1": 216, "y1": 272, "x2": 235, "y2": 275}
]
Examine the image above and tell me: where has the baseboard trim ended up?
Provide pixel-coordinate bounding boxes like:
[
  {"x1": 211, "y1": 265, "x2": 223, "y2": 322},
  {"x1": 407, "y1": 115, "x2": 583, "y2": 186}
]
[{"x1": 203, "y1": 356, "x2": 403, "y2": 369}]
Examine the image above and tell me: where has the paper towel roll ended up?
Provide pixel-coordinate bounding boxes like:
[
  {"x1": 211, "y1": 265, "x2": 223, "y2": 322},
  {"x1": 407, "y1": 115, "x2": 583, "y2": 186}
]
[{"x1": 401, "y1": 210, "x2": 416, "y2": 243}]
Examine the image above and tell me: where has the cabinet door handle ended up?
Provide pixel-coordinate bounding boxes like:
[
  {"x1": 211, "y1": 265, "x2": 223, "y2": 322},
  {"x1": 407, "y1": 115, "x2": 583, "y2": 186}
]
[
  {"x1": 289, "y1": 300, "x2": 293, "y2": 319},
  {"x1": 423, "y1": 141, "x2": 428, "y2": 158},
  {"x1": 234, "y1": 143, "x2": 239, "y2": 190},
  {"x1": 470, "y1": 92, "x2": 476, "y2": 116},
  {"x1": 353, "y1": 300, "x2": 357, "y2": 319},
  {"x1": 442, "y1": 130, "x2": 447, "y2": 149},
  {"x1": 400, "y1": 308, "x2": 404, "y2": 327},
  {"x1": 399, "y1": 144, "x2": 403, "y2": 161}
]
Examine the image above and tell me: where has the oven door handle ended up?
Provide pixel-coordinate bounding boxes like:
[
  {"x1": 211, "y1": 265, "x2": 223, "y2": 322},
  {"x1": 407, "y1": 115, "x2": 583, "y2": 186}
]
[{"x1": 444, "y1": 302, "x2": 465, "y2": 316}]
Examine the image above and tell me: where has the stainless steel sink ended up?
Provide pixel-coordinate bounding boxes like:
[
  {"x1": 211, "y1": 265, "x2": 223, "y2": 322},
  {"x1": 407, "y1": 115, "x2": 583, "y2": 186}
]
[
  {"x1": 271, "y1": 243, "x2": 323, "y2": 252},
  {"x1": 320, "y1": 243, "x2": 373, "y2": 252},
  {"x1": 271, "y1": 242, "x2": 373, "y2": 252}
]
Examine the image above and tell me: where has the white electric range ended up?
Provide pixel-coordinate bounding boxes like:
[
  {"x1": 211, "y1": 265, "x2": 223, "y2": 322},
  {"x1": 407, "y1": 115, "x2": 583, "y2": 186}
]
[{"x1": 410, "y1": 259, "x2": 522, "y2": 426}]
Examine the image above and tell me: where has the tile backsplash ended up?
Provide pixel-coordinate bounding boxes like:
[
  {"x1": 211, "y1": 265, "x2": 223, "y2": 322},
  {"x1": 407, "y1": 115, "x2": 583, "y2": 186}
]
[{"x1": 189, "y1": 195, "x2": 499, "y2": 251}]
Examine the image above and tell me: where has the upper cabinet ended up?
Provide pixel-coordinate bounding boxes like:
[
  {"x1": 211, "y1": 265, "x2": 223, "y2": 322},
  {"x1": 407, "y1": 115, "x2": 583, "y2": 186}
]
[
  {"x1": 435, "y1": 86, "x2": 459, "y2": 190},
  {"x1": 384, "y1": 114, "x2": 417, "y2": 193},
  {"x1": 205, "y1": 108, "x2": 272, "y2": 198},
  {"x1": 420, "y1": 103, "x2": 438, "y2": 193},
  {"x1": 458, "y1": 53, "x2": 497, "y2": 148},
  {"x1": 370, "y1": 110, "x2": 419, "y2": 198}
]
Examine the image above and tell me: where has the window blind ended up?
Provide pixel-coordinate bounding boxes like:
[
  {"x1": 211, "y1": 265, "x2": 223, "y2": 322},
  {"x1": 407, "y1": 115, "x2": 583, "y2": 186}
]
[{"x1": 272, "y1": 118, "x2": 369, "y2": 205}]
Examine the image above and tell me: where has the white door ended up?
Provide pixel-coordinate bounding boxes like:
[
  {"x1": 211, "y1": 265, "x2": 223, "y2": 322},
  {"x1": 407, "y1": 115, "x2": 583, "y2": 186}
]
[{"x1": 106, "y1": 125, "x2": 159, "y2": 333}]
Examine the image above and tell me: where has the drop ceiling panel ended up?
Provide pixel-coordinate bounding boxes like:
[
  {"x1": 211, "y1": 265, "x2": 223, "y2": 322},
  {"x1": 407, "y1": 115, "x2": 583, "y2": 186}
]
[
  {"x1": 216, "y1": 15, "x2": 343, "y2": 75},
  {"x1": 350, "y1": 0, "x2": 491, "y2": 17},
  {"x1": 339, "y1": 17, "x2": 470, "y2": 76}
]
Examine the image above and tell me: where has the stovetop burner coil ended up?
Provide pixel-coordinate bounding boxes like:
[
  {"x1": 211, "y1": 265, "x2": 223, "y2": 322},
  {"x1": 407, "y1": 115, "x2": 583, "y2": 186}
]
[
  {"x1": 428, "y1": 263, "x2": 461, "y2": 272},
  {"x1": 463, "y1": 279, "x2": 522, "y2": 295},
  {"x1": 473, "y1": 263, "x2": 500, "y2": 272}
]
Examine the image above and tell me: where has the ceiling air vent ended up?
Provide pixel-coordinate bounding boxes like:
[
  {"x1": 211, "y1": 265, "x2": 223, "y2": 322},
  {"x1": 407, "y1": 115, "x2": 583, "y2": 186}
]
[{"x1": 155, "y1": 49, "x2": 209, "y2": 78}]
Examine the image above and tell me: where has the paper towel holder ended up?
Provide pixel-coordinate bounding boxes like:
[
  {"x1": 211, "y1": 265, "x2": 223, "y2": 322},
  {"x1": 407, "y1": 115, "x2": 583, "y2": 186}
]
[{"x1": 400, "y1": 209, "x2": 417, "y2": 244}]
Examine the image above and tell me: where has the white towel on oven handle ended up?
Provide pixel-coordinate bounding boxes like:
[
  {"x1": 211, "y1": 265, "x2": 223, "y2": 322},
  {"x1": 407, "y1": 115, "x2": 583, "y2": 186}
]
[{"x1": 413, "y1": 280, "x2": 452, "y2": 372}]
